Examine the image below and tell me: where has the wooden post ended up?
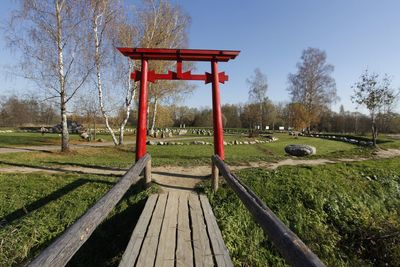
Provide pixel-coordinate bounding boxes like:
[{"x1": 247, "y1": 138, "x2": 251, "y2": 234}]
[
  {"x1": 145, "y1": 158, "x2": 151, "y2": 186},
  {"x1": 212, "y1": 161, "x2": 219, "y2": 191}
]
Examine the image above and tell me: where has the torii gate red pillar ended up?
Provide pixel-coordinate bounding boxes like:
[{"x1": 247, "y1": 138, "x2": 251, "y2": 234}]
[
  {"x1": 117, "y1": 48, "x2": 240, "y2": 189},
  {"x1": 211, "y1": 60, "x2": 224, "y2": 159},
  {"x1": 136, "y1": 58, "x2": 148, "y2": 161}
]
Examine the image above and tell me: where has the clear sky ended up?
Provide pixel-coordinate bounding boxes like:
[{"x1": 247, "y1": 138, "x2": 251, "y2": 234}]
[{"x1": 1, "y1": 0, "x2": 400, "y2": 113}]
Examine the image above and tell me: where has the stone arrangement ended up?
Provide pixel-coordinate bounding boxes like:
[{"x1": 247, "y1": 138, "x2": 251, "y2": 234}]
[
  {"x1": 292, "y1": 132, "x2": 374, "y2": 146},
  {"x1": 51, "y1": 121, "x2": 85, "y2": 134},
  {"x1": 146, "y1": 136, "x2": 278, "y2": 146}
]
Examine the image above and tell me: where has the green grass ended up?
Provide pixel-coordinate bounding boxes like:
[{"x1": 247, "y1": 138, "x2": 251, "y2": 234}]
[
  {"x1": 0, "y1": 132, "x2": 399, "y2": 266},
  {"x1": 0, "y1": 132, "x2": 136, "y2": 147},
  {"x1": 202, "y1": 157, "x2": 400, "y2": 266},
  {"x1": 0, "y1": 132, "x2": 62, "y2": 146},
  {"x1": 0, "y1": 133, "x2": 376, "y2": 169},
  {"x1": 0, "y1": 172, "x2": 157, "y2": 266}
]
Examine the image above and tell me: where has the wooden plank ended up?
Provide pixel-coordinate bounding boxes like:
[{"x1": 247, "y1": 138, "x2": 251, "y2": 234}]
[
  {"x1": 136, "y1": 193, "x2": 168, "y2": 267},
  {"x1": 212, "y1": 155, "x2": 326, "y2": 267},
  {"x1": 175, "y1": 192, "x2": 193, "y2": 267},
  {"x1": 29, "y1": 154, "x2": 151, "y2": 267},
  {"x1": 199, "y1": 194, "x2": 233, "y2": 267},
  {"x1": 189, "y1": 193, "x2": 214, "y2": 267},
  {"x1": 119, "y1": 194, "x2": 158, "y2": 267},
  {"x1": 154, "y1": 192, "x2": 179, "y2": 267}
]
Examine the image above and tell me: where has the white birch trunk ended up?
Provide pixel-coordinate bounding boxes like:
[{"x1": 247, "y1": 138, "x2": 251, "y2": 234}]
[
  {"x1": 151, "y1": 97, "x2": 158, "y2": 131},
  {"x1": 119, "y1": 60, "x2": 136, "y2": 145},
  {"x1": 56, "y1": 1, "x2": 69, "y2": 152},
  {"x1": 93, "y1": 12, "x2": 118, "y2": 146}
]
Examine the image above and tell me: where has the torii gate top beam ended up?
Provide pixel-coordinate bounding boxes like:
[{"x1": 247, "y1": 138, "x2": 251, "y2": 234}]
[{"x1": 117, "y1": 48, "x2": 240, "y2": 62}]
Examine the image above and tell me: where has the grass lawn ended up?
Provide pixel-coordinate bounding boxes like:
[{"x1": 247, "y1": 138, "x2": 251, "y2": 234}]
[
  {"x1": 202, "y1": 157, "x2": 400, "y2": 266},
  {"x1": 0, "y1": 131, "x2": 399, "y2": 266},
  {"x1": 0, "y1": 132, "x2": 136, "y2": 147},
  {"x1": 0, "y1": 133, "x2": 382, "y2": 169},
  {"x1": 0, "y1": 171, "x2": 156, "y2": 266}
]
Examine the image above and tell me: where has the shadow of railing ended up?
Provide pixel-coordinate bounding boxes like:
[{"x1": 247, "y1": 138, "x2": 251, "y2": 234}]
[
  {"x1": 0, "y1": 146, "x2": 55, "y2": 153},
  {"x1": 44, "y1": 161, "x2": 128, "y2": 172},
  {"x1": 0, "y1": 178, "x2": 115, "y2": 227},
  {"x1": 67, "y1": 180, "x2": 148, "y2": 266},
  {"x1": 0, "y1": 161, "x2": 122, "y2": 177}
]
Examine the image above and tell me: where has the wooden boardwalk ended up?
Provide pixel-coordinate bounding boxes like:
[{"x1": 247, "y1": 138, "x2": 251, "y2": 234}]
[{"x1": 119, "y1": 191, "x2": 233, "y2": 267}]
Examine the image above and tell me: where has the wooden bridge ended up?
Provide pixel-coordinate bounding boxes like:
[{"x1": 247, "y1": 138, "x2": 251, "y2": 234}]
[
  {"x1": 120, "y1": 191, "x2": 232, "y2": 267},
  {"x1": 28, "y1": 154, "x2": 326, "y2": 267}
]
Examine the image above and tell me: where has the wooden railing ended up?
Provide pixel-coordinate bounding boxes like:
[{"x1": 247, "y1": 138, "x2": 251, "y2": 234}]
[
  {"x1": 28, "y1": 154, "x2": 151, "y2": 267},
  {"x1": 212, "y1": 155, "x2": 326, "y2": 267}
]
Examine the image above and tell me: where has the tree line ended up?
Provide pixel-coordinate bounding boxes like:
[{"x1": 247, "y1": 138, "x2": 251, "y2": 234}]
[{"x1": 2, "y1": 94, "x2": 400, "y2": 136}]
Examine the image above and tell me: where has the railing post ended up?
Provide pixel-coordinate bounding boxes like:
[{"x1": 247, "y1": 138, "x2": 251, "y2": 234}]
[
  {"x1": 212, "y1": 161, "x2": 219, "y2": 191},
  {"x1": 145, "y1": 158, "x2": 151, "y2": 186}
]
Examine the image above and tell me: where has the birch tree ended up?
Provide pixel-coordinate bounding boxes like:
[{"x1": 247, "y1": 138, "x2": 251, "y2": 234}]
[
  {"x1": 288, "y1": 47, "x2": 337, "y2": 132},
  {"x1": 247, "y1": 68, "x2": 268, "y2": 129},
  {"x1": 86, "y1": 0, "x2": 137, "y2": 145},
  {"x1": 5, "y1": 0, "x2": 90, "y2": 151},
  {"x1": 352, "y1": 70, "x2": 398, "y2": 146},
  {"x1": 136, "y1": 0, "x2": 192, "y2": 131}
]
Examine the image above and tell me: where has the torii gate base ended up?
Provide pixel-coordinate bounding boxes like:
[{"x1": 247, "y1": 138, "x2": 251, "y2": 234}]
[{"x1": 118, "y1": 48, "x2": 240, "y2": 190}]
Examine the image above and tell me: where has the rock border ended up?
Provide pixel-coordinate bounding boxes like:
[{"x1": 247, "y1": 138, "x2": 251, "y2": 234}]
[
  {"x1": 289, "y1": 132, "x2": 374, "y2": 147},
  {"x1": 146, "y1": 137, "x2": 278, "y2": 146}
]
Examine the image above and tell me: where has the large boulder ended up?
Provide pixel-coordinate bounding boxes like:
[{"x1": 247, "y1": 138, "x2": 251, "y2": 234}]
[{"x1": 285, "y1": 144, "x2": 316, "y2": 156}]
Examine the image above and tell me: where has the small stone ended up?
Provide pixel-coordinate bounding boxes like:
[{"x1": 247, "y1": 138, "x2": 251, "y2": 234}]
[{"x1": 146, "y1": 140, "x2": 157, "y2": 145}]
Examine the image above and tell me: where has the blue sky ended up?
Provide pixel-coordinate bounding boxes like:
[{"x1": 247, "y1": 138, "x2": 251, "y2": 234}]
[{"x1": 1, "y1": 0, "x2": 400, "y2": 113}]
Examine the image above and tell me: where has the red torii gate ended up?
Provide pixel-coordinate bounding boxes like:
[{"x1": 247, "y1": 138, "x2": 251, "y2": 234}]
[{"x1": 117, "y1": 48, "x2": 240, "y2": 175}]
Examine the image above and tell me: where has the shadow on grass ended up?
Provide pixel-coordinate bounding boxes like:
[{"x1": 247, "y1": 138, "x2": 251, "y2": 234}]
[
  {"x1": 44, "y1": 161, "x2": 129, "y2": 172},
  {"x1": 0, "y1": 161, "x2": 123, "y2": 177},
  {"x1": 0, "y1": 178, "x2": 115, "y2": 227},
  {"x1": 253, "y1": 144, "x2": 276, "y2": 156},
  {"x1": 67, "y1": 180, "x2": 148, "y2": 267},
  {"x1": 0, "y1": 145, "x2": 55, "y2": 153}
]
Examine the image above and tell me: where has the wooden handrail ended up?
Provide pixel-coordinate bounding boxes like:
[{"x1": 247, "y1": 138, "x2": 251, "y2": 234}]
[
  {"x1": 29, "y1": 154, "x2": 151, "y2": 267},
  {"x1": 212, "y1": 155, "x2": 326, "y2": 267}
]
